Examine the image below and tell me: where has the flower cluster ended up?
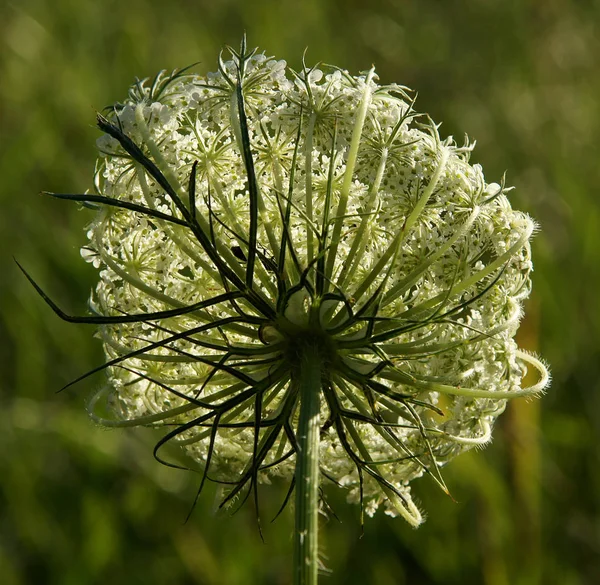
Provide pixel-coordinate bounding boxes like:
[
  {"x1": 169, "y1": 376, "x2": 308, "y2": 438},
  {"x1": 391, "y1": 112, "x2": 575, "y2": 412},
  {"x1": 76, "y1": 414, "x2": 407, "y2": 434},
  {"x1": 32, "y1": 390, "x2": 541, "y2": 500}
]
[{"x1": 50, "y1": 44, "x2": 548, "y2": 526}]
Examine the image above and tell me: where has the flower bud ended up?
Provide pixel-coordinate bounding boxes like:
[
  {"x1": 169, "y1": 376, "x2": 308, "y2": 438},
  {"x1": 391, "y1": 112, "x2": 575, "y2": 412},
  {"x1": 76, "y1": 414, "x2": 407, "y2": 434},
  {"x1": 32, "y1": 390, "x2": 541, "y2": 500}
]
[{"x1": 76, "y1": 44, "x2": 550, "y2": 526}]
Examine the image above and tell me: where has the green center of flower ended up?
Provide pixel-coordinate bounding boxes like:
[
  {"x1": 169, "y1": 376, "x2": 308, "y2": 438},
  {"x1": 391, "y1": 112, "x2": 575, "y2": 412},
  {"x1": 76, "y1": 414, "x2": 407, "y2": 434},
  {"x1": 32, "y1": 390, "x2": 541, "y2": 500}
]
[
  {"x1": 259, "y1": 288, "x2": 341, "y2": 372},
  {"x1": 281, "y1": 323, "x2": 338, "y2": 375}
]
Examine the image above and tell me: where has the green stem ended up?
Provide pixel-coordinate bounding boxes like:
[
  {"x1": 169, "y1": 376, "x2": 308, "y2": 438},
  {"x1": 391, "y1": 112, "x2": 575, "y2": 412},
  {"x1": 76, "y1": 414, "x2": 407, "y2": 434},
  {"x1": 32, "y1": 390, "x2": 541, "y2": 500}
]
[{"x1": 293, "y1": 343, "x2": 322, "y2": 585}]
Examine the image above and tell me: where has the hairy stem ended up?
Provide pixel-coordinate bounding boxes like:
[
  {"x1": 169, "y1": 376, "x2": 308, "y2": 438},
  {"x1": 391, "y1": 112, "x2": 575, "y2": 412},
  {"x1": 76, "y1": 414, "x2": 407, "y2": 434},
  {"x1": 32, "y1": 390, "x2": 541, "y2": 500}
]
[{"x1": 293, "y1": 343, "x2": 322, "y2": 585}]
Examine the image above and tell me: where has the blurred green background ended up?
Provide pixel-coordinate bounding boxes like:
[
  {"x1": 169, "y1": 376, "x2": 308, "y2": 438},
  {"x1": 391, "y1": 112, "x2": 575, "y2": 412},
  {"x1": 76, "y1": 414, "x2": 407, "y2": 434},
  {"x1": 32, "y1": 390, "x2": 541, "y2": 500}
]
[{"x1": 1, "y1": 0, "x2": 598, "y2": 583}]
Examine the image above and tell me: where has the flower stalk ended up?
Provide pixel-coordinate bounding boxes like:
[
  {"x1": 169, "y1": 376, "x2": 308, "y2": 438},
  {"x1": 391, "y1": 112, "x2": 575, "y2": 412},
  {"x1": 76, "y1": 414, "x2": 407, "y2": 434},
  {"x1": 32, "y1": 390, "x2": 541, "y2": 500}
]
[{"x1": 293, "y1": 341, "x2": 322, "y2": 585}]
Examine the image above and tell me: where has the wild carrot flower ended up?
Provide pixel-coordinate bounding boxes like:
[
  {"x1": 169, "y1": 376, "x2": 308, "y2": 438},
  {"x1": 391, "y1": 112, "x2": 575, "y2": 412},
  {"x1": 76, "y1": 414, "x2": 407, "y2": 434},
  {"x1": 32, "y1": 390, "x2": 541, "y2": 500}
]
[{"x1": 24, "y1": 41, "x2": 548, "y2": 535}]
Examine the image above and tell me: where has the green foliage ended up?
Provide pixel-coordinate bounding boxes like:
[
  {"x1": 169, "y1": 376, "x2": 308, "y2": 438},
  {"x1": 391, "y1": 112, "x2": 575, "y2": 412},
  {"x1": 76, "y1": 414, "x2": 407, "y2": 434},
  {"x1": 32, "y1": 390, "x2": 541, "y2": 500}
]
[{"x1": 1, "y1": 0, "x2": 598, "y2": 583}]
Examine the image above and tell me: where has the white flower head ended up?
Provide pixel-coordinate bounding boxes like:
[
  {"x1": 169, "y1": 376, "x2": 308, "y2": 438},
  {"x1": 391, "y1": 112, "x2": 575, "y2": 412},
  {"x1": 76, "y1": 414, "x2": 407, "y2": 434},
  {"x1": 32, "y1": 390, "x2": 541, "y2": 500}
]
[{"x1": 29, "y1": 40, "x2": 549, "y2": 527}]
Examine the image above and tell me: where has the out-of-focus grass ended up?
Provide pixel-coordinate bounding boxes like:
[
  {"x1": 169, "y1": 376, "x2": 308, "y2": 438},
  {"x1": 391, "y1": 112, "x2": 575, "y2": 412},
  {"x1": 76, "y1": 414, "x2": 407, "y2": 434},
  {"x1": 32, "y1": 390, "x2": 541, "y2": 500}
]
[{"x1": 1, "y1": 1, "x2": 598, "y2": 584}]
